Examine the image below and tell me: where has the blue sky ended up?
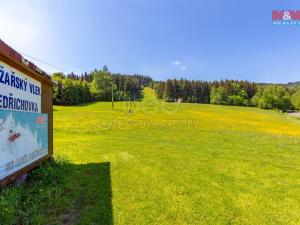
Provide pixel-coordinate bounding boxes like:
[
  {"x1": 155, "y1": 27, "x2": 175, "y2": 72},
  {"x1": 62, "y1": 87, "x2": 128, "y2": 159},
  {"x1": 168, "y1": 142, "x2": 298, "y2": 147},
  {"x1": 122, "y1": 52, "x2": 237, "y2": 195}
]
[{"x1": 1, "y1": 0, "x2": 300, "y2": 83}]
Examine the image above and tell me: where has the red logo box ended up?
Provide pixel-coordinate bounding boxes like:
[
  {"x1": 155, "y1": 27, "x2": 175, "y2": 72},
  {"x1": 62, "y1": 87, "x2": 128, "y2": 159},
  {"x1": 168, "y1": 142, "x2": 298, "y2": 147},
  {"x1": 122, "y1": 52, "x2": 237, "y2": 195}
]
[{"x1": 272, "y1": 10, "x2": 300, "y2": 20}]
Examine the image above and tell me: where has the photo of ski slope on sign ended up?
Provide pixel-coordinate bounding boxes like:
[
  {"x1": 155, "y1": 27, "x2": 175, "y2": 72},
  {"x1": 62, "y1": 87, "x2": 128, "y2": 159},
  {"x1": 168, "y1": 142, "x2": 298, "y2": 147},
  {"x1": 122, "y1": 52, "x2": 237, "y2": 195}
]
[{"x1": 0, "y1": 110, "x2": 48, "y2": 180}]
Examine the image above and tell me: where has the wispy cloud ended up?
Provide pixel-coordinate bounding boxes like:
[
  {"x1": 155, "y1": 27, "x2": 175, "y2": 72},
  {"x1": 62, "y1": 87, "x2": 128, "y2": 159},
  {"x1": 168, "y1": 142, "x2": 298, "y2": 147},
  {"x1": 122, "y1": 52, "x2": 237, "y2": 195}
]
[
  {"x1": 172, "y1": 60, "x2": 187, "y2": 71},
  {"x1": 172, "y1": 61, "x2": 181, "y2": 66}
]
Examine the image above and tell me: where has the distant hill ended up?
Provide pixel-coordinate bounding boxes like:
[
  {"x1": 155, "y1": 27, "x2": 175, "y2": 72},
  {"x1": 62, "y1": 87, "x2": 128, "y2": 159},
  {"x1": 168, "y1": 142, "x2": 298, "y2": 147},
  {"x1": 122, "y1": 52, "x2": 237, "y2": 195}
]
[
  {"x1": 287, "y1": 81, "x2": 300, "y2": 87},
  {"x1": 256, "y1": 81, "x2": 300, "y2": 87}
]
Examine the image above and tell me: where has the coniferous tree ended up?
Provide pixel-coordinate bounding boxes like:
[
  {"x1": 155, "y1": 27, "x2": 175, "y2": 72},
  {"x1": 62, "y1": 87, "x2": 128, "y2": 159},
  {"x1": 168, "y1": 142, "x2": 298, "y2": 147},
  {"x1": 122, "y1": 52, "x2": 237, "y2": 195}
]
[{"x1": 163, "y1": 80, "x2": 174, "y2": 102}]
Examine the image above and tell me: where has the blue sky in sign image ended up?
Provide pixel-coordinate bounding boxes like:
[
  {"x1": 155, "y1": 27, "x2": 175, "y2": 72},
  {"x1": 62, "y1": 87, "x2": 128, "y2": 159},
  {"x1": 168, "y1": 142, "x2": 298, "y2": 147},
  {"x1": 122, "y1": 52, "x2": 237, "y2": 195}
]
[{"x1": 0, "y1": 0, "x2": 300, "y2": 83}]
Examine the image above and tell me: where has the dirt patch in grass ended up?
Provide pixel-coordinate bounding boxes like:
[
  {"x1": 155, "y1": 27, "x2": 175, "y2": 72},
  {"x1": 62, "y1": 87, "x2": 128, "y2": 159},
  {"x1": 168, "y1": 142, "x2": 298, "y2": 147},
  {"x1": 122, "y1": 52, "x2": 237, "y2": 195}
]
[
  {"x1": 288, "y1": 112, "x2": 300, "y2": 117},
  {"x1": 61, "y1": 208, "x2": 78, "y2": 225}
]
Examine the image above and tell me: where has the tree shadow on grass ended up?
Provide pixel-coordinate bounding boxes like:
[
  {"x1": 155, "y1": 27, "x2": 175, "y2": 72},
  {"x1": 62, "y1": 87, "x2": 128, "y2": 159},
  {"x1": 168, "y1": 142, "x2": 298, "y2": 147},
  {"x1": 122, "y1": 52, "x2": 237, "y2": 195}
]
[
  {"x1": 62, "y1": 162, "x2": 113, "y2": 225},
  {"x1": 0, "y1": 161, "x2": 113, "y2": 225}
]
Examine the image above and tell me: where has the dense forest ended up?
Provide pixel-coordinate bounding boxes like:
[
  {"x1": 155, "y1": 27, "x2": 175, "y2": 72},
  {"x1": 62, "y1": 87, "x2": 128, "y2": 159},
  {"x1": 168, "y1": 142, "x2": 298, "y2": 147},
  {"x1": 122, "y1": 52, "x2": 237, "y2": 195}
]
[
  {"x1": 154, "y1": 79, "x2": 211, "y2": 103},
  {"x1": 51, "y1": 67, "x2": 300, "y2": 112},
  {"x1": 52, "y1": 66, "x2": 152, "y2": 105},
  {"x1": 154, "y1": 79, "x2": 300, "y2": 112}
]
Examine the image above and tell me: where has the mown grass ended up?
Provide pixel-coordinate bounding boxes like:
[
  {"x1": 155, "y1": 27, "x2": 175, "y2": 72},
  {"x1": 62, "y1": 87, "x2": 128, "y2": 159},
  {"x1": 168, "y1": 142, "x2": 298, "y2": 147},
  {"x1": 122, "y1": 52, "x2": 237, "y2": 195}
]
[{"x1": 1, "y1": 87, "x2": 300, "y2": 224}]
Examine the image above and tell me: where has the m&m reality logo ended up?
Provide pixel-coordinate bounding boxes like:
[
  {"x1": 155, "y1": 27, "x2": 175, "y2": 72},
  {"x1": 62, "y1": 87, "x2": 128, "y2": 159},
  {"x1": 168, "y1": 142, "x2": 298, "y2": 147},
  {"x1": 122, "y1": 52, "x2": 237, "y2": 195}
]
[{"x1": 272, "y1": 10, "x2": 300, "y2": 26}]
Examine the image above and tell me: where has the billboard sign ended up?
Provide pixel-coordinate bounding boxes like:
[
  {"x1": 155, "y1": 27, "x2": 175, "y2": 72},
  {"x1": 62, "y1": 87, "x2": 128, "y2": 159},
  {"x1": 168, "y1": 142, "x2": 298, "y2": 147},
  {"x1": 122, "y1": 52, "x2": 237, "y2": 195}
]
[
  {"x1": 0, "y1": 110, "x2": 48, "y2": 180},
  {"x1": 0, "y1": 40, "x2": 53, "y2": 186},
  {"x1": 0, "y1": 61, "x2": 41, "y2": 113}
]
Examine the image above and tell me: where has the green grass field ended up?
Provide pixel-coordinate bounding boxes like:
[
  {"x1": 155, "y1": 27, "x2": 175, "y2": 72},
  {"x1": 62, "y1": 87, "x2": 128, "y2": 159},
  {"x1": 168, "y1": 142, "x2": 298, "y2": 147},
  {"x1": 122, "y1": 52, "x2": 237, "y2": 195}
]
[{"x1": 1, "y1": 87, "x2": 300, "y2": 224}]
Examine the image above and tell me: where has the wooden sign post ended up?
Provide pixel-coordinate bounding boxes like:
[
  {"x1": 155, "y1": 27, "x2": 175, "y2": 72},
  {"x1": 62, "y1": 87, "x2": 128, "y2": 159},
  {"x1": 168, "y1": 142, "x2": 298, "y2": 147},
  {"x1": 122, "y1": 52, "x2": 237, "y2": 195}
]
[{"x1": 0, "y1": 39, "x2": 53, "y2": 187}]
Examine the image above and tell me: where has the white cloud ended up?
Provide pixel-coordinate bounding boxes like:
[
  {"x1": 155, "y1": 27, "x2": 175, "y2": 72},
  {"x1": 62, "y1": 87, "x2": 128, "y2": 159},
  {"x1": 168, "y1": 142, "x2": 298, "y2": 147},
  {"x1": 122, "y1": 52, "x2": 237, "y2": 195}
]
[
  {"x1": 172, "y1": 60, "x2": 187, "y2": 71},
  {"x1": 172, "y1": 61, "x2": 181, "y2": 66}
]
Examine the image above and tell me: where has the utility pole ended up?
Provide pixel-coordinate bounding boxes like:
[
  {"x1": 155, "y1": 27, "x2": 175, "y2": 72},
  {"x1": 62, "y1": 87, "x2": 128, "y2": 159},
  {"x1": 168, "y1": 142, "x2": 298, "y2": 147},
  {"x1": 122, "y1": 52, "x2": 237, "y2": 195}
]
[{"x1": 112, "y1": 84, "x2": 114, "y2": 110}]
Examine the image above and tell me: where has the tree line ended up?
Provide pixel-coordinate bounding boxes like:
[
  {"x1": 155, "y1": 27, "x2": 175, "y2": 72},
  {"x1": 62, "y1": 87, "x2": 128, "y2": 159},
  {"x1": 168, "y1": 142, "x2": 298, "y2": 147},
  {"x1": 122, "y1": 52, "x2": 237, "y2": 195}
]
[
  {"x1": 52, "y1": 66, "x2": 153, "y2": 105},
  {"x1": 154, "y1": 79, "x2": 211, "y2": 103},
  {"x1": 154, "y1": 79, "x2": 300, "y2": 112},
  {"x1": 52, "y1": 66, "x2": 300, "y2": 112}
]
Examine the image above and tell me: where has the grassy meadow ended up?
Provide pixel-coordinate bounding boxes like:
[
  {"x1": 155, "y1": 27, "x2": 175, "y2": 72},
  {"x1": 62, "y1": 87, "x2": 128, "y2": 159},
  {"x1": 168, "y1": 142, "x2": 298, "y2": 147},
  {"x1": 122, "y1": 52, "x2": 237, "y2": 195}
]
[{"x1": 1, "y1": 87, "x2": 300, "y2": 225}]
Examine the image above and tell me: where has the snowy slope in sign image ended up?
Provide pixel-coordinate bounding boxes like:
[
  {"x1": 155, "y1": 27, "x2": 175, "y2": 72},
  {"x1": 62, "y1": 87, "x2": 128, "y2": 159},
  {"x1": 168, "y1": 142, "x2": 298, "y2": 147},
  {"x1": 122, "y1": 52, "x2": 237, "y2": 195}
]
[
  {"x1": 0, "y1": 111, "x2": 47, "y2": 180},
  {"x1": 0, "y1": 113, "x2": 41, "y2": 160}
]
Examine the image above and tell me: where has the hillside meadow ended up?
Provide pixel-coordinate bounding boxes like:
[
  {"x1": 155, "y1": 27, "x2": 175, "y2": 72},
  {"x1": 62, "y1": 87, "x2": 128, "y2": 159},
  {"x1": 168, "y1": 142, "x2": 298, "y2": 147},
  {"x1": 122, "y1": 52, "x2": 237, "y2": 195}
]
[{"x1": 1, "y1": 88, "x2": 300, "y2": 225}]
